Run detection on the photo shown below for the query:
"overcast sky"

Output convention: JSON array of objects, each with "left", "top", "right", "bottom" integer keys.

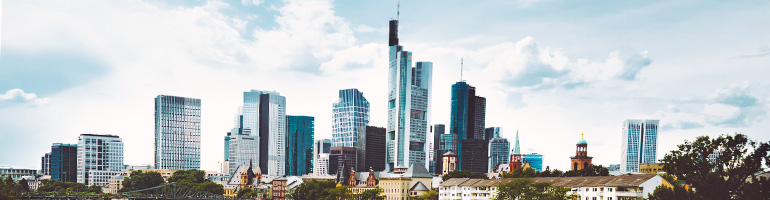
[{"left": 1, "top": 0, "right": 769, "bottom": 171}]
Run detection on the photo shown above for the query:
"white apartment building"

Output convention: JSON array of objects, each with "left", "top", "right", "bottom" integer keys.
[
  {"left": 439, "top": 174, "right": 670, "bottom": 200},
  {"left": 77, "top": 134, "right": 124, "bottom": 187},
  {"left": 314, "top": 153, "right": 330, "bottom": 176}
]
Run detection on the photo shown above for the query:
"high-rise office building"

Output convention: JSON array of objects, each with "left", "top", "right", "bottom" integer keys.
[
  {"left": 42, "top": 153, "right": 50, "bottom": 176},
  {"left": 224, "top": 132, "right": 231, "bottom": 161},
  {"left": 386, "top": 16, "right": 433, "bottom": 171},
  {"left": 332, "top": 89, "right": 370, "bottom": 147},
  {"left": 488, "top": 138, "right": 510, "bottom": 172},
  {"left": 620, "top": 119, "right": 659, "bottom": 172},
  {"left": 358, "top": 126, "right": 386, "bottom": 172},
  {"left": 314, "top": 139, "right": 331, "bottom": 174},
  {"left": 450, "top": 81, "right": 487, "bottom": 173},
  {"left": 286, "top": 115, "right": 314, "bottom": 176},
  {"left": 50, "top": 143, "right": 77, "bottom": 182},
  {"left": 522, "top": 153, "right": 543, "bottom": 172},
  {"left": 431, "top": 124, "right": 446, "bottom": 174},
  {"left": 154, "top": 95, "right": 201, "bottom": 170},
  {"left": 230, "top": 90, "right": 287, "bottom": 177},
  {"left": 485, "top": 127, "right": 501, "bottom": 141},
  {"left": 435, "top": 125, "right": 456, "bottom": 175},
  {"left": 329, "top": 147, "right": 357, "bottom": 175},
  {"left": 77, "top": 134, "right": 124, "bottom": 186},
  {"left": 314, "top": 153, "right": 330, "bottom": 175}
]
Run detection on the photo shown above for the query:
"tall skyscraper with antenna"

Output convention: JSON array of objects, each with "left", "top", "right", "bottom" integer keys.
[{"left": 386, "top": 4, "right": 433, "bottom": 172}]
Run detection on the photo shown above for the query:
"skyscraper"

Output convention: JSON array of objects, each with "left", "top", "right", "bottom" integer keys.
[
  {"left": 332, "top": 89, "right": 370, "bottom": 147},
  {"left": 77, "top": 134, "right": 124, "bottom": 186},
  {"left": 50, "top": 143, "right": 77, "bottom": 182},
  {"left": 485, "top": 127, "right": 501, "bottom": 141},
  {"left": 286, "top": 115, "right": 314, "bottom": 176},
  {"left": 431, "top": 124, "right": 446, "bottom": 174},
  {"left": 234, "top": 90, "right": 287, "bottom": 177},
  {"left": 450, "top": 81, "right": 487, "bottom": 173},
  {"left": 42, "top": 153, "right": 50, "bottom": 176},
  {"left": 488, "top": 137, "right": 510, "bottom": 172},
  {"left": 154, "top": 95, "right": 201, "bottom": 170},
  {"left": 620, "top": 119, "right": 659, "bottom": 172},
  {"left": 386, "top": 17, "right": 433, "bottom": 171},
  {"left": 358, "top": 126, "right": 386, "bottom": 172},
  {"left": 522, "top": 153, "right": 543, "bottom": 172},
  {"left": 227, "top": 133, "right": 258, "bottom": 175},
  {"left": 224, "top": 132, "right": 231, "bottom": 161}
]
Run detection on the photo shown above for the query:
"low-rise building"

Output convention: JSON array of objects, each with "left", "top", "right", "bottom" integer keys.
[
  {"left": 104, "top": 169, "right": 177, "bottom": 194},
  {"left": 639, "top": 163, "right": 664, "bottom": 174},
  {"left": 438, "top": 174, "right": 671, "bottom": 200},
  {"left": 0, "top": 167, "right": 39, "bottom": 181}
]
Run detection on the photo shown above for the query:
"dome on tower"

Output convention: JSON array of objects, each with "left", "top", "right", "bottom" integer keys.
[{"left": 577, "top": 138, "right": 587, "bottom": 145}]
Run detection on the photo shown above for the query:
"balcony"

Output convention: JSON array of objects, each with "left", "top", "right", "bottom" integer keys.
[{"left": 615, "top": 191, "right": 643, "bottom": 197}]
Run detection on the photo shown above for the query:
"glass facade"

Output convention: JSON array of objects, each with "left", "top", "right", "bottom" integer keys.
[
  {"left": 231, "top": 90, "right": 287, "bottom": 176},
  {"left": 50, "top": 143, "right": 77, "bottom": 182},
  {"left": 522, "top": 153, "right": 543, "bottom": 172},
  {"left": 386, "top": 18, "right": 432, "bottom": 171},
  {"left": 154, "top": 95, "right": 201, "bottom": 170},
  {"left": 485, "top": 127, "right": 501, "bottom": 141},
  {"left": 620, "top": 119, "right": 659, "bottom": 172},
  {"left": 488, "top": 138, "right": 510, "bottom": 172},
  {"left": 77, "top": 134, "right": 124, "bottom": 186},
  {"left": 332, "top": 89, "right": 369, "bottom": 147},
  {"left": 286, "top": 115, "right": 314, "bottom": 176},
  {"left": 450, "top": 81, "right": 486, "bottom": 172}
]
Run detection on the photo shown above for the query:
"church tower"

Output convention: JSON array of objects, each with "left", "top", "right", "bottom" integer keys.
[
  {"left": 509, "top": 130, "right": 523, "bottom": 172},
  {"left": 570, "top": 133, "right": 593, "bottom": 171}
]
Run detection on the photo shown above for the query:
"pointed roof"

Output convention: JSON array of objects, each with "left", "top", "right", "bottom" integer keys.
[
  {"left": 512, "top": 129, "right": 521, "bottom": 155},
  {"left": 409, "top": 181, "right": 430, "bottom": 192},
  {"left": 403, "top": 163, "right": 433, "bottom": 178}
]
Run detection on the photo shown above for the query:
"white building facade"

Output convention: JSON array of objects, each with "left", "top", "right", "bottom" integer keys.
[
  {"left": 620, "top": 119, "right": 659, "bottom": 172},
  {"left": 314, "top": 153, "right": 330, "bottom": 176},
  {"left": 77, "top": 134, "right": 124, "bottom": 187}
]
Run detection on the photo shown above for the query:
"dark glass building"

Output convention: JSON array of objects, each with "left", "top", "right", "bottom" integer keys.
[
  {"left": 286, "top": 116, "right": 315, "bottom": 176},
  {"left": 50, "top": 143, "right": 77, "bottom": 182},
  {"left": 329, "top": 147, "right": 357, "bottom": 175},
  {"left": 357, "top": 126, "right": 386, "bottom": 172},
  {"left": 432, "top": 124, "right": 451, "bottom": 175},
  {"left": 450, "top": 81, "right": 487, "bottom": 173}
]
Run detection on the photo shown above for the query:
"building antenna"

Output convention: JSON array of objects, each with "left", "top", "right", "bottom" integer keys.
[
  {"left": 397, "top": 0, "right": 400, "bottom": 21},
  {"left": 460, "top": 57, "right": 464, "bottom": 81}
]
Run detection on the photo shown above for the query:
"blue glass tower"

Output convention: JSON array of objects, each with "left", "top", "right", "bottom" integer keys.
[
  {"left": 488, "top": 138, "right": 510, "bottom": 172},
  {"left": 50, "top": 143, "right": 77, "bottom": 182},
  {"left": 522, "top": 153, "right": 543, "bottom": 172},
  {"left": 286, "top": 116, "right": 314, "bottom": 176},
  {"left": 450, "top": 81, "right": 486, "bottom": 173},
  {"left": 621, "top": 119, "right": 659, "bottom": 172},
  {"left": 332, "top": 89, "right": 370, "bottom": 147}
]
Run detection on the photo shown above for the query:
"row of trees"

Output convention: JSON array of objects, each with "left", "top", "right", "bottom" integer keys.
[
  {"left": 288, "top": 180, "right": 386, "bottom": 200},
  {"left": 442, "top": 164, "right": 610, "bottom": 181},
  {"left": 120, "top": 169, "right": 224, "bottom": 194}
]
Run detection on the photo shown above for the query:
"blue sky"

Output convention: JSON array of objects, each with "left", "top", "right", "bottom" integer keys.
[{"left": 1, "top": 0, "right": 769, "bottom": 171}]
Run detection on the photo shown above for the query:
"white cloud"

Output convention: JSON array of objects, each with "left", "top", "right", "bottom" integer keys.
[
  {"left": 0, "top": 89, "right": 51, "bottom": 105},
  {"left": 241, "top": 0, "right": 264, "bottom": 7}
]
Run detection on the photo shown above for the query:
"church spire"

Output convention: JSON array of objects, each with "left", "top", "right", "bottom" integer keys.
[{"left": 512, "top": 129, "right": 521, "bottom": 155}]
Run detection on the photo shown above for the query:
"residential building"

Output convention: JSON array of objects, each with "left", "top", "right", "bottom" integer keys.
[
  {"left": 488, "top": 138, "right": 510, "bottom": 172},
  {"left": 0, "top": 167, "right": 39, "bottom": 181},
  {"left": 640, "top": 163, "right": 665, "bottom": 174},
  {"left": 41, "top": 153, "right": 50, "bottom": 175},
  {"left": 332, "top": 89, "right": 370, "bottom": 147},
  {"left": 621, "top": 119, "right": 659, "bottom": 172},
  {"left": 77, "top": 134, "right": 124, "bottom": 187},
  {"left": 386, "top": 17, "right": 433, "bottom": 172},
  {"left": 50, "top": 143, "right": 77, "bottom": 182},
  {"left": 438, "top": 174, "right": 671, "bottom": 200},
  {"left": 522, "top": 153, "right": 543, "bottom": 172},
  {"left": 570, "top": 133, "right": 593, "bottom": 171},
  {"left": 358, "top": 126, "right": 386, "bottom": 172},
  {"left": 450, "top": 81, "right": 487, "bottom": 173},
  {"left": 154, "top": 95, "right": 201, "bottom": 170},
  {"left": 314, "top": 153, "right": 330, "bottom": 176},
  {"left": 286, "top": 115, "right": 314, "bottom": 176}
]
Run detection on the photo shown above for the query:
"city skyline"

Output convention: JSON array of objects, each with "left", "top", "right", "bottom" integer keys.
[{"left": 2, "top": 0, "right": 770, "bottom": 172}]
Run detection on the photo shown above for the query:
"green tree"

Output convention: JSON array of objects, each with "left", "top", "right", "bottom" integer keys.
[
  {"left": 501, "top": 166, "right": 538, "bottom": 178},
  {"left": 494, "top": 178, "right": 573, "bottom": 200},
  {"left": 87, "top": 185, "right": 103, "bottom": 194},
  {"left": 0, "top": 175, "right": 21, "bottom": 199},
  {"left": 237, "top": 187, "right": 253, "bottom": 197},
  {"left": 325, "top": 185, "right": 352, "bottom": 200},
  {"left": 288, "top": 180, "right": 337, "bottom": 199},
  {"left": 563, "top": 164, "right": 609, "bottom": 177},
  {"left": 358, "top": 187, "right": 385, "bottom": 200},
  {"left": 661, "top": 133, "right": 770, "bottom": 200},
  {"left": 167, "top": 169, "right": 224, "bottom": 195},
  {"left": 412, "top": 190, "right": 438, "bottom": 200},
  {"left": 18, "top": 178, "right": 30, "bottom": 192},
  {"left": 118, "top": 170, "right": 166, "bottom": 192},
  {"left": 441, "top": 170, "right": 488, "bottom": 181}
]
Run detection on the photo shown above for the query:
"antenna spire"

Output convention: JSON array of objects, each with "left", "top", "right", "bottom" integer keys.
[
  {"left": 397, "top": 0, "right": 400, "bottom": 21},
  {"left": 460, "top": 57, "right": 464, "bottom": 81}
]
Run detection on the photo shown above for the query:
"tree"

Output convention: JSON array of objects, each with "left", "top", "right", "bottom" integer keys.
[
  {"left": 325, "top": 186, "right": 352, "bottom": 200},
  {"left": 563, "top": 164, "right": 609, "bottom": 177},
  {"left": 358, "top": 187, "right": 385, "bottom": 200},
  {"left": 0, "top": 175, "right": 21, "bottom": 199},
  {"left": 18, "top": 178, "right": 30, "bottom": 192},
  {"left": 87, "top": 185, "right": 103, "bottom": 194},
  {"left": 494, "top": 178, "right": 573, "bottom": 200},
  {"left": 441, "top": 170, "right": 488, "bottom": 181},
  {"left": 412, "top": 190, "right": 438, "bottom": 200},
  {"left": 288, "top": 180, "right": 337, "bottom": 199},
  {"left": 661, "top": 133, "right": 770, "bottom": 200},
  {"left": 501, "top": 166, "right": 537, "bottom": 178},
  {"left": 237, "top": 187, "right": 253, "bottom": 198},
  {"left": 168, "top": 169, "right": 224, "bottom": 195},
  {"left": 118, "top": 170, "right": 165, "bottom": 192},
  {"left": 37, "top": 179, "right": 96, "bottom": 194}
]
